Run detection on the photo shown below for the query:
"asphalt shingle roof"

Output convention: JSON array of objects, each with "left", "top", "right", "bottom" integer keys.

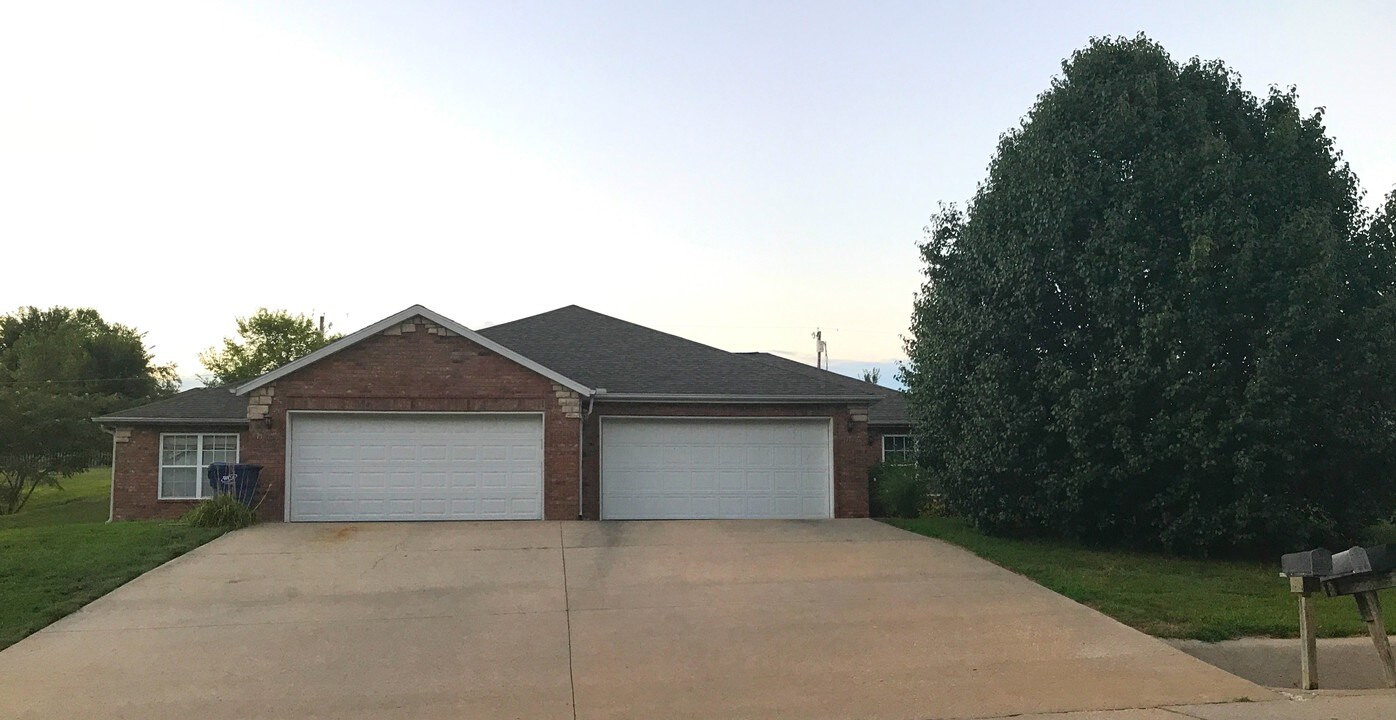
[
  {"left": 738, "top": 352, "right": 909, "bottom": 426},
  {"left": 477, "top": 306, "right": 879, "bottom": 399},
  {"left": 95, "top": 385, "right": 247, "bottom": 423},
  {"left": 100, "top": 305, "right": 886, "bottom": 423}
]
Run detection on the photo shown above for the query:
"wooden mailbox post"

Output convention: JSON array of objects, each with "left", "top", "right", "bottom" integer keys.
[
  {"left": 1321, "top": 569, "right": 1396, "bottom": 689},
  {"left": 1287, "top": 575, "right": 1321, "bottom": 690},
  {"left": 1283, "top": 545, "right": 1396, "bottom": 690}
]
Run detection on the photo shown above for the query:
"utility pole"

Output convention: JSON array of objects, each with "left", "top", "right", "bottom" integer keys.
[{"left": 812, "top": 329, "right": 828, "bottom": 370}]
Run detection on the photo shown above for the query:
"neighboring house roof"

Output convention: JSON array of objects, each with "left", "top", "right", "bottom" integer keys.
[
  {"left": 93, "top": 385, "right": 248, "bottom": 425},
  {"left": 738, "top": 352, "right": 909, "bottom": 427},
  {"left": 97, "top": 304, "right": 882, "bottom": 424},
  {"left": 476, "top": 305, "right": 877, "bottom": 401}
]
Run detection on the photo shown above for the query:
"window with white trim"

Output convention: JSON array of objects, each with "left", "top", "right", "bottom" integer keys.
[
  {"left": 159, "top": 434, "right": 239, "bottom": 499},
  {"left": 881, "top": 434, "right": 914, "bottom": 465}
]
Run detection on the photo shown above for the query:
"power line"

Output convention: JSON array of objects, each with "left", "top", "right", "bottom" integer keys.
[
  {"left": 0, "top": 375, "right": 164, "bottom": 386},
  {"left": 664, "top": 324, "right": 901, "bottom": 335}
]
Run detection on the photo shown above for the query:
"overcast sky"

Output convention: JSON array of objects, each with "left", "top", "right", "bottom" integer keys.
[{"left": 3, "top": 1, "right": 1393, "bottom": 388}]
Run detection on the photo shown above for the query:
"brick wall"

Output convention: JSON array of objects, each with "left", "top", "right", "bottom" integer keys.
[
  {"left": 110, "top": 425, "right": 247, "bottom": 521},
  {"left": 239, "top": 316, "right": 582, "bottom": 521},
  {"left": 581, "top": 402, "right": 873, "bottom": 519},
  {"left": 110, "top": 314, "right": 886, "bottom": 522}
]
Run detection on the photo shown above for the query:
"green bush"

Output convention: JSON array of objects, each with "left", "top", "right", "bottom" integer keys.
[
  {"left": 1368, "top": 521, "right": 1396, "bottom": 546},
  {"left": 869, "top": 462, "right": 930, "bottom": 518},
  {"left": 182, "top": 493, "right": 257, "bottom": 530},
  {"left": 902, "top": 35, "right": 1396, "bottom": 557}
]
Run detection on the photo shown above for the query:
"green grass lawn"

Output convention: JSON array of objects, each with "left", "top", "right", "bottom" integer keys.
[
  {"left": 886, "top": 516, "right": 1396, "bottom": 642},
  {"left": 0, "top": 469, "right": 225, "bottom": 651},
  {"left": 0, "top": 467, "right": 113, "bottom": 530}
]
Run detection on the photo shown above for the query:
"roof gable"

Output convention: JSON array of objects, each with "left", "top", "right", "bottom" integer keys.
[
  {"left": 233, "top": 305, "right": 592, "bottom": 396},
  {"left": 100, "top": 305, "right": 886, "bottom": 424}
]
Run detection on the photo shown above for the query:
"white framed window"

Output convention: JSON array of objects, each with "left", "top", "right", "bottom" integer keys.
[
  {"left": 882, "top": 434, "right": 914, "bottom": 465},
  {"left": 159, "top": 433, "right": 240, "bottom": 500}
]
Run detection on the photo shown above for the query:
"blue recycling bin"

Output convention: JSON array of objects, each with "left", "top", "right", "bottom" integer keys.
[{"left": 206, "top": 462, "right": 263, "bottom": 506}]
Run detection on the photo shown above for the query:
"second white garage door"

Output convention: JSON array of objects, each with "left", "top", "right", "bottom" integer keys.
[
  {"left": 600, "top": 418, "right": 832, "bottom": 520},
  {"left": 289, "top": 413, "right": 543, "bottom": 522}
]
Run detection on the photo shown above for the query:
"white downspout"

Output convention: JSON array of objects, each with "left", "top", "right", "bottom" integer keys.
[
  {"left": 579, "top": 390, "right": 602, "bottom": 519},
  {"left": 100, "top": 426, "right": 116, "bottom": 522},
  {"left": 578, "top": 412, "right": 584, "bottom": 519}
]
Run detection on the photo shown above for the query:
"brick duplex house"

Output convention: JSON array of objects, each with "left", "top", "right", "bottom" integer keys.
[{"left": 96, "top": 305, "right": 910, "bottom": 522}]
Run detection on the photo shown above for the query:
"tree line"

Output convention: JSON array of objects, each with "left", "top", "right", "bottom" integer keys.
[{"left": 0, "top": 308, "right": 337, "bottom": 514}]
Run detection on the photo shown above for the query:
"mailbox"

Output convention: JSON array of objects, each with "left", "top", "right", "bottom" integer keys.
[
  {"left": 1281, "top": 543, "right": 1396, "bottom": 689},
  {"left": 1281, "top": 548, "right": 1333, "bottom": 578},
  {"left": 1330, "top": 545, "right": 1396, "bottom": 578},
  {"left": 1281, "top": 545, "right": 1396, "bottom": 579}
]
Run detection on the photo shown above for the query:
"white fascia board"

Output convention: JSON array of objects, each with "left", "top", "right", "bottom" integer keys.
[
  {"left": 593, "top": 393, "right": 881, "bottom": 404},
  {"left": 91, "top": 417, "right": 247, "bottom": 425},
  {"left": 233, "top": 305, "right": 593, "bottom": 397}
]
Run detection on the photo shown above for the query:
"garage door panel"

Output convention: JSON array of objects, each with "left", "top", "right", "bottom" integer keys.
[
  {"left": 290, "top": 414, "right": 543, "bottom": 522},
  {"left": 356, "top": 498, "right": 388, "bottom": 515},
  {"left": 601, "top": 418, "right": 831, "bottom": 520},
  {"left": 689, "top": 495, "right": 718, "bottom": 516},
  {"left": 691, "top": 471, "right": 718, "bottom": 492}
]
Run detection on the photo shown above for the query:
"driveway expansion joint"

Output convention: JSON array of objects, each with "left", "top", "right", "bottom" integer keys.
[{"left": 561, "top": 524, "right": 578, "bottom": 720}]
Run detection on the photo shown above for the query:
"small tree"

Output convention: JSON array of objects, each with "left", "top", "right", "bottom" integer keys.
[
  {"left": 200, "top": 309, "right": 341, "bottom": 385},
  {"left": 861, "top": 368, "right": 881, "bottom": 384},
  {"left": 0, "top": 306, "right": 171, "bottom": 512},
  {"left": 0, "top": 388, "right": 104, "bottom": 514}
]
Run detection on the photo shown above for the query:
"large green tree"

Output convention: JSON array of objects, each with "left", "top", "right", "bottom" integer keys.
[
  {"left": 902, "top": 35, "right": 1396, "bottom": 556},
  {"left": 199, "top": 309, "right": 340, "bottom": 385},
  {"left": 0, "top": 307, "right": 175, "bottom": 514},
  {"left": 0, "top": 307, "right": 178, "bottom": 403}
]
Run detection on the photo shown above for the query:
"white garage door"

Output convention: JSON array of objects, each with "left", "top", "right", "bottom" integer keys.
[
  {"left": 289, "top": 413, "right": 543, "bottom": 522},
  {"left": 601, "top": 418, "right": 832, "bottom": 520}
]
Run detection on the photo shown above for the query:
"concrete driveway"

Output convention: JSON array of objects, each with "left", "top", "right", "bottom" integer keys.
[{"left": 0, "top": 520, "right": 1268, "bottom": 719}]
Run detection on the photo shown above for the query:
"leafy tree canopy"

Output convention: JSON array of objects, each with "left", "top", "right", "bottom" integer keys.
[
  {"left": 0, "top": 306, "right": 174, "bottom": 513},
  {"left": 0, "top": 306, "right": 178, "bottom": 402},
  {"left": 901, "top": 35, "right": 1396, "bottom": 557},
  {"left": 200, "top": 309, "right": 341, "bottom": 385},
  {"left": 0, "top": 387, "right": 103, "bottom": 513}
]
